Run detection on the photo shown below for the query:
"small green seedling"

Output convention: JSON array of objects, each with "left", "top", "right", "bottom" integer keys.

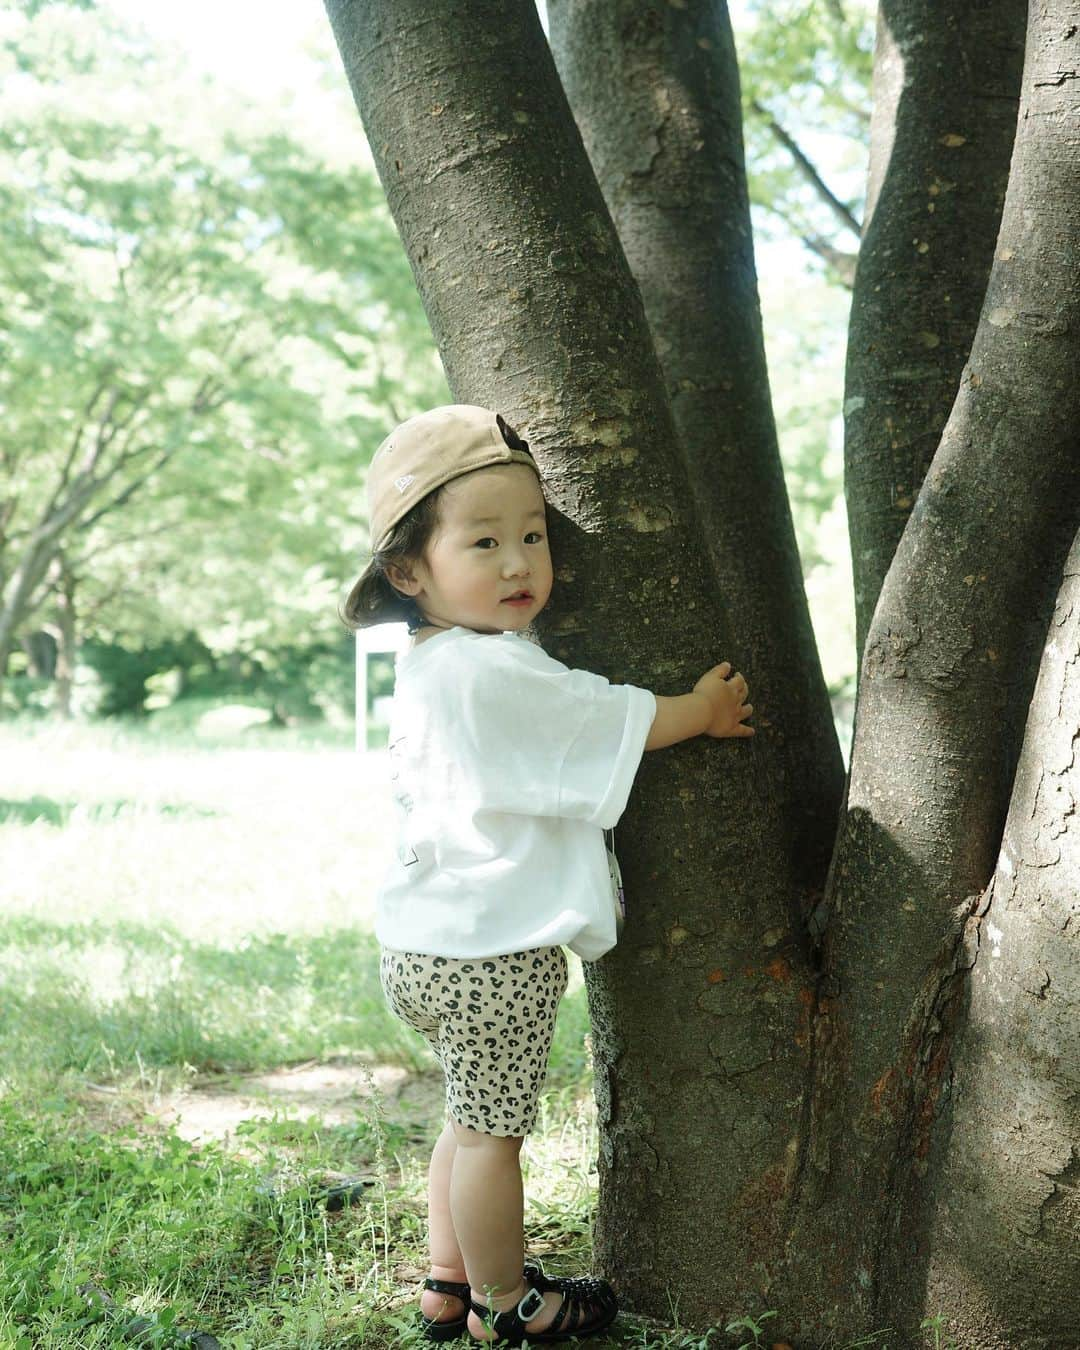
[
  {"left": 921, "top": 1313, "right": 959, "bottom": 1350},
  {"left": 724, "top": 1308, "right": 779, "bottom": 1348}
]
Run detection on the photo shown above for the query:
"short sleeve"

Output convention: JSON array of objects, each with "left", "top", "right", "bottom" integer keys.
[
  {"left": 451, "top": 642, "right": 656, "bottom": 828},
  {"left": 557, "top": 681, "right": 656, "bottom": 827}
]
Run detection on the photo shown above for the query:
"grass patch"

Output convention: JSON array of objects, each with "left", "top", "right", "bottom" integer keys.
[
  {"left": 0, "top": 917, "right": 429, "bottom": 1083},
  {"left": 0, "top": 1023, "right": 617, "bottom": 1348},
  {"left": 0, "top": 912, "right": 593, "bottom": 1093},
  {"left": 0, "top": 721, "right": 937, "bottom": 1348}
]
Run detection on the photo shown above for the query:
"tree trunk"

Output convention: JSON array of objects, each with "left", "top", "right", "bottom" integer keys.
[
  {"left": 0, "top": 492, "right": 87, "bottom": 713},
  {"left": 793, "top": 2, "right": 1080, "bottom": 1339},
  {"left": 51, "top": 557, "right": 77, "bottom": 720},
  {"left": 844, "top": 0, "right": 1026, "bottom": 665},
  {"left": 20, "top": 630, "right": 57, "bottom": 680},
  {"left": 0, "top": 537, "right": 56, "bottom": 713},
  {"left": 546, "top": 0, "right": 844, "bottom": 951},
  {"left": 325, "top": 0, "right": 818, "bottom": 1326},
  {"left": 918, "top": 527, "right": 1080, "bottom": 1348},
  {"left": 324, "top": 0, "right": 1080, "bottom": 1341}
]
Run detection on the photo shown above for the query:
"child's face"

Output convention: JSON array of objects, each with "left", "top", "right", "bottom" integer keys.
[{"left": 391, "top": 463, "right": 553, "bottom": 635}]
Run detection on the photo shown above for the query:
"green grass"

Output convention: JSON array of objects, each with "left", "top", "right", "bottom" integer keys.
[
  {"left": 0, "top": 718, "right": 944, "bottom": 1349},
  {"left": 0, "top": 719, "right": 626, "bottom": 1349},
  {"left": 0, "top": 917, "right": 430, "bottom": 1080}
]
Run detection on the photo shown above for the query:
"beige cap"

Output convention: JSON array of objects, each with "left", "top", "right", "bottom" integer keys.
[{"left": 366, "top": 405, "right": 541, "bottom": 554}]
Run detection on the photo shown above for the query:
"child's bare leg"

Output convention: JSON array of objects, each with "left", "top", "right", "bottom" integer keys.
[
  {"left": 449, "top": 1120, "right": 568, "bottom": 1340},
  {"left": 419, "top": 1117, "right": 469, "bottom": 1323}
]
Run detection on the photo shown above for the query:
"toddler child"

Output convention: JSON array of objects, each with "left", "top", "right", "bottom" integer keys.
[{"left": 343, "top": 404, "right": 753, "bottom": 1345}]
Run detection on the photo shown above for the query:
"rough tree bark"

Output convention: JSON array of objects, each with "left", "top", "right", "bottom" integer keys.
[
  {"left": 795, "top": 2, "right": 1080, "bottom": 1340},
  {"left": 845, "top": 0, "right": 1027, "bottom": 664},
  {"left": 324, "top": 0, "right": 1080, "bottom": 1343},
  {"left": 546, "top": 0, "right": 844, "bottom": 955},
  {"left": 921, "top": 528, "right": 1080, "bottom": 1347}
]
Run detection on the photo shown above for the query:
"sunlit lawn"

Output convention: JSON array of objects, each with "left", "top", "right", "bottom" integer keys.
[
  {"left": 1, "top": 714, "right": 385, "bottom": 942},
  {"left": 0, "top": 716, "right": 658, "bottom": 1349}
]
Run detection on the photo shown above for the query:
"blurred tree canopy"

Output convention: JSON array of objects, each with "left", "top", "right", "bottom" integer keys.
[{"left": 0, "top": 0, "right": 449, "bottom": 713}]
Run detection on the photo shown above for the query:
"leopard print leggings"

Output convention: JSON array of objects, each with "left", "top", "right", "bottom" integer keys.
[{"left": 379, "top": 945, "right": 568, "bottom": 1137}]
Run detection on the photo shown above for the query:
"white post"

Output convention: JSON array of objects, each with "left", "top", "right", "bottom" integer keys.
[
  {"left": 355, "top": 631, "right": 368, "bottom": 753},
  {"left": 355, "top": 622, "right": 411, "bottom": 753}
]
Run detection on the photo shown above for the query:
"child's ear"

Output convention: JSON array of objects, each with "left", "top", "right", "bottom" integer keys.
[{"left": 385, "top": 559, "right": 421, "bottom": 597}]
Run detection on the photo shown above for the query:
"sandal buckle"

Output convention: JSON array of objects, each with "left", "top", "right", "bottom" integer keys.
[{"left": 516, "top": 1286, "right": 545, "bottom": 1322}]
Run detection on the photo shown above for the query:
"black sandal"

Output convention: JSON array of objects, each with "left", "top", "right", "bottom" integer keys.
[
  {"left": 419, "top": 1276, "right": 471, "bottom": 1342},
  {"left": 469, "top": 1276, "right": 618, "bottom": 1345},
  {"left": 523, "top": 1259, "right": 615, "bottom": 1302}
]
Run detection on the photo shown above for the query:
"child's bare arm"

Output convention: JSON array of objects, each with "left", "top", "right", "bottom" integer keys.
[
  {"left": 644, "top": 693, "right": 712, "bottom": 751},
  {"left": 644, "top": 662, "right": 754, "bottom": 751}
]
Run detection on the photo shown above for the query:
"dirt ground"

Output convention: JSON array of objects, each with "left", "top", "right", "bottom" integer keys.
[{"left": 78, "top": 1058, "right": 448, "bottom": 1163}]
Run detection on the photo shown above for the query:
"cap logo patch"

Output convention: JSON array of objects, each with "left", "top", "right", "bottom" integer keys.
[{"left": 394, "top": 474, "right": 415, "bottom": 493}]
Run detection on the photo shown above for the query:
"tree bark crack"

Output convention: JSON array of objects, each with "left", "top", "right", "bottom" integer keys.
[
  {"left": 1028, "top": 1147, "right": 1079, "bottom": 1237},
  {"left": 422, "top": 139, "right": 515, "bottom": 186},
  {"left": 630, "top": 102, "right": 672, "bottom": 181}
]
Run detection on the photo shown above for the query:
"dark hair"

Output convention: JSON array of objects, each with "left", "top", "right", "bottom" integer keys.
[
  {"left": 341, "top": 413, "right": 540, "bottom": 636},
  {"left": 341, "top": 486, "right": 445, "bottom": 635}
]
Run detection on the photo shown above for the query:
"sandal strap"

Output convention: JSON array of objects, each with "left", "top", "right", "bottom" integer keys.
[
  {"left": 558, "top": 1285, "right": 611, "bottom": 1332},
  {"left": 546, "top": 1284, "right": 620, "bottom": 1338},
  {"left": 423, "top": 1277, "right": 470, "bottom": 1299},
  {"left": 469, "top": 1285, "right": 545, "bottom": 1344},
  {"left": 546, "top": 1289, "right": 575, "bottom": 1335}
]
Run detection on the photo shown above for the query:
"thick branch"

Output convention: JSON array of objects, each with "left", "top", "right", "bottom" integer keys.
[
  {"left": 844, "top": 0, "right": 1025, "bottom": 663},
  {"left": 751, "top": 97, "right": 862, "bottom": 237},
  {"left": 923, "top": 525, "right": 1080, "bottom": 1344},
  {"left": 78, "top": 445, "right": 178, "bottom": 532}
]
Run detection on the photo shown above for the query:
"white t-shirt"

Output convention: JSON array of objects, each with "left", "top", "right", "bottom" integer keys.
[{"left": 374, "top": 626, "right": 656, "bottom": 961}]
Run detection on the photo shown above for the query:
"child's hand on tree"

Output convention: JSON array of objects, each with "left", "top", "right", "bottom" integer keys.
[{"left": 694, "top": 661, "right": 754, "bottom": 738}]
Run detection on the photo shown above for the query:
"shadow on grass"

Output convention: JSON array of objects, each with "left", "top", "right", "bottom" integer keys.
[
  {"left": 0, "top": 919, "right": 418, "bottom": 1078},
  {"left": 0, "top": 1074, "right": 632, "bottom": 1350},
  {"left": 0, "top": 796, "right": 221, "bottom": 826},
  {"left": 0, "top": 916, "right": 592, "bottom": 1096}
]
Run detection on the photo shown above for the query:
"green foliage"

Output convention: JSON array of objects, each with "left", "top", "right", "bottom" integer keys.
[
  {"left": 0, "top": 671, "right": 53, "bottom": 716},
  {"left": 77, "top": 630, "right": 355, "bottom": 721},
  {"left": 79, "top": 634, "right": 208, "bottom": 717},
  {"left": 0, "top": 0, "right": 448, "bottom": 686},
  {"left": 0, "top": 0, "right": 867, "bottom": 726},
  {"left": 920, "top": 1313, "right": 960, "bottom": 1350},
  {"left": 738, "top": 0, "right": 875, "bottom": 265}
]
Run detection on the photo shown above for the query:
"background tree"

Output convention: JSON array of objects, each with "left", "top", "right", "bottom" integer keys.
[
  {"left": 324, "top": 0, "right": 1079, "bottom": 1344},
  {"left": 0, "top": 1, "right": 448, "bottom": 714}
]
